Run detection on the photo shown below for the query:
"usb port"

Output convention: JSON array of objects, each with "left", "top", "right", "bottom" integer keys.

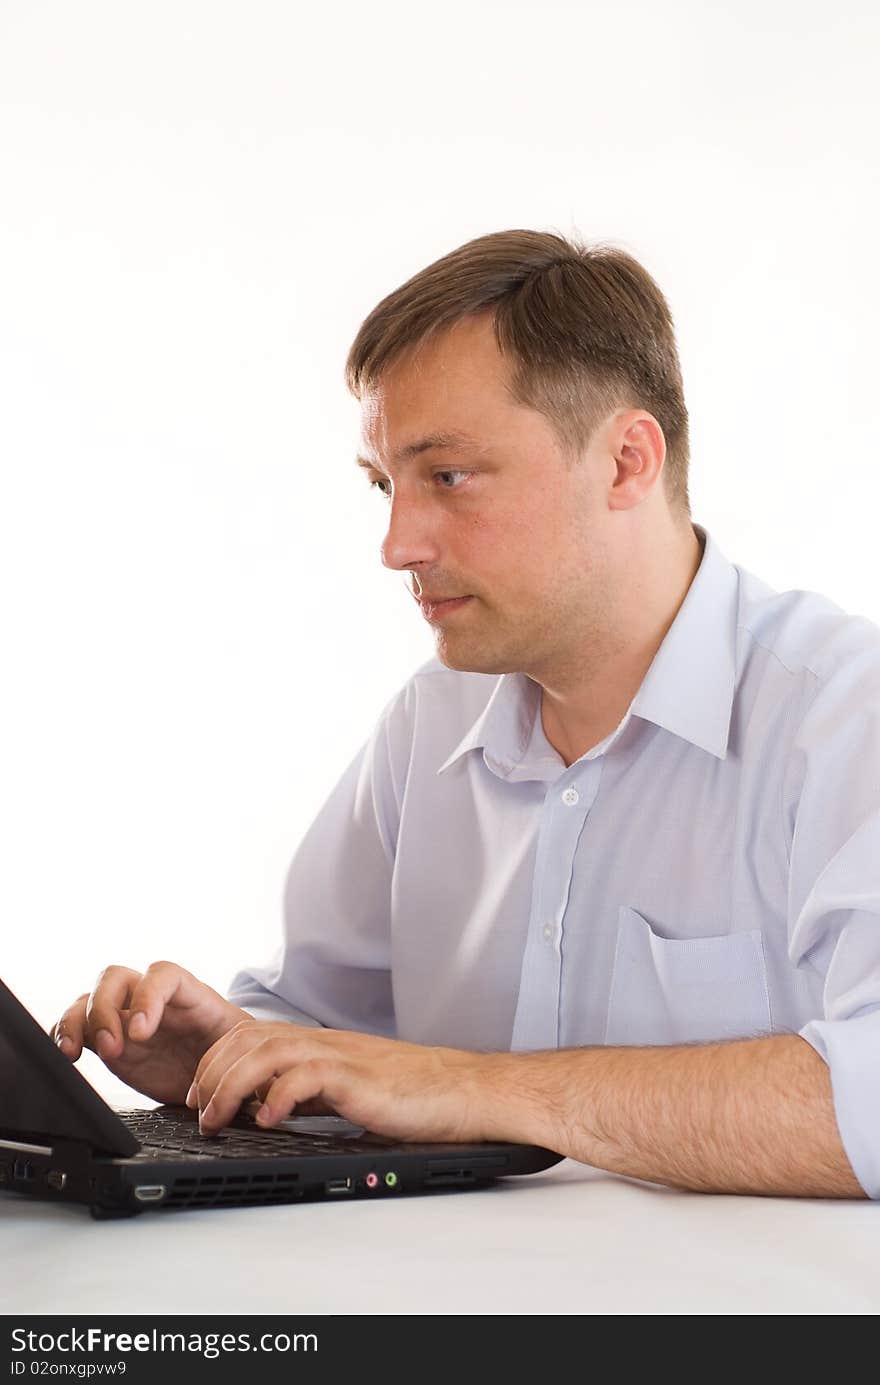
[{"left": 325, "top": 1178, "right": 353, "bottom": 1195}]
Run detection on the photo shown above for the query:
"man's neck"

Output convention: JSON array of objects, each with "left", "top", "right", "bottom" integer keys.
[{"left": 539, "top": 524, "right": 705, "bottom": 768}]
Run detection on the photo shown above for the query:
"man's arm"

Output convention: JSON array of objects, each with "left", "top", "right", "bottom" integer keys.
[
  {"left": 187, "top": 1020, "right": 865, "bottom": 1198},
  {"left": 487, "top": 1033, "right": 863, "bottom": 1198}
]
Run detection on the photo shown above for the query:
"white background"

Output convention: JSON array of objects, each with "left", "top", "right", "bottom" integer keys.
[{"left": 1, "top": 0, "right": 878, "bottom": 1105}]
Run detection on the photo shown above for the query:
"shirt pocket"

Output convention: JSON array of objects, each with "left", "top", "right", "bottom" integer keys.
[{"left": 603, "top": 905, "right": 772, "bottom": 1047}]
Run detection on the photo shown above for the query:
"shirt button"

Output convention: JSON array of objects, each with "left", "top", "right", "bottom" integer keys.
[
  {"left": 562, "top": 786, "right": 579, "bottom": 805},
  {"left": 542, "top": 923, "right": 554, "bottom": 942}
]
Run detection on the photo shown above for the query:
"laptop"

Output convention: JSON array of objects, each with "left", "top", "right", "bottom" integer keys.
[{"left": 0, "top": 976, "right": 562, "bottom": 1219}]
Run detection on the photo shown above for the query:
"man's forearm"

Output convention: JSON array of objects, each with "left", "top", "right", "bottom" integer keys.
[{"left": 481, "top": 1034, "right": 864, "bottom": 1198}]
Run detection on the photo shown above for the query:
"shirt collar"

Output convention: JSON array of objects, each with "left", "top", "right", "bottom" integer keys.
[{"left": 436, "top": 523, "right": 739, "bottom": 779}]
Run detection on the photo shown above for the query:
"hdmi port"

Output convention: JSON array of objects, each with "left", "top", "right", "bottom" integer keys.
[
  {"left": 134, "top": 1184, "right": 167, "bottom": 1203},
  {"left": 325, "top": 1178, "right": 353, "bottom": 1195}
]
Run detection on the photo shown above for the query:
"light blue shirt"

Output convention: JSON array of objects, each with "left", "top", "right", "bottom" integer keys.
[{"left": 227, "top": 523, "right": 880, "bottom": 1197}]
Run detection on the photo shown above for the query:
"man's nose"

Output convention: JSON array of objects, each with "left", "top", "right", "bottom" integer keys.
[{"left": 380, "top": 492, "right": 442, "bottom": 572}]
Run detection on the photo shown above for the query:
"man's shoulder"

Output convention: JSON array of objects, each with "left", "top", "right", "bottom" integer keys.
[
  {"left": 371, "top": 656, "right": 503, "bottom": 770},
  {"left": 394, "top": 656, "right": 501, "bottom": 719},
  {"left": 407, "top": 655, "right": 500, "bottom": 690},
  {"left": 737, "top": 567, "right": 880, "bottom": 689}
]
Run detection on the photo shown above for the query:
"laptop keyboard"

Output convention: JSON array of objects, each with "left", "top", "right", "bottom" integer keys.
[{"left": 117, "top": 1107, "right": 377, "bottom": 1160}]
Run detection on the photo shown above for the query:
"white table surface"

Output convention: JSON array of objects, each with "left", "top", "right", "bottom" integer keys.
[{"left": 3, "top": 1151, "right": 879, "bottom": 1316}]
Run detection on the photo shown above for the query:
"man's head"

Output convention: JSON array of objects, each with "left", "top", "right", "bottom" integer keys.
[{"left": 346, "top": 229, "right": 698, "bottom": 686}]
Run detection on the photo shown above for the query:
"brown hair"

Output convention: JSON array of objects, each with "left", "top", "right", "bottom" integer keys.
[{"left": 345, "top": 228, "right": 691, "bottom": 521}]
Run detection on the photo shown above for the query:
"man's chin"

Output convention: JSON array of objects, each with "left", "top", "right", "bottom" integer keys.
[{"left": 432, "top": 640, "right": 516, "bottom": 677}]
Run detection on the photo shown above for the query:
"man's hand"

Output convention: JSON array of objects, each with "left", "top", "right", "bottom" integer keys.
[
  {"left": 51, "top": 961, "right": 254, "bottom": 1105},
  {"left": 187, "top": 1020, "right": 501, "bottom": 1143},
  {"left": 186, "top": 1023, "right": 869, "bottom": 1195}
]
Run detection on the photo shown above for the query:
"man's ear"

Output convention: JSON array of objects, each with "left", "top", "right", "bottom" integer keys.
[{"left": 607, "top": 411, "right": 666, "bottom": 512}]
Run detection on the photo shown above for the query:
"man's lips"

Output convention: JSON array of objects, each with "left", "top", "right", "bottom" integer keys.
[
  {"left": 413, "top": 592, "right": 469, "bottom": 605},
  {"left": 415, "top": 594, "right": 474, "bottom": 622}
]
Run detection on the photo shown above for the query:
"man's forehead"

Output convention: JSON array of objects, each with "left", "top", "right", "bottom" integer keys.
[
  {"left": 358, "top": 381, "right": 502, "bottom": 468},
  {"left": 355, "top": 426, "right": 485, "bottom": 471},
  {"left": 358, "top": 318, "right": 513, "bottom": 450}
]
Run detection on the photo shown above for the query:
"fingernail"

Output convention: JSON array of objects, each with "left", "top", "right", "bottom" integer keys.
[
  {"left": 256, "top": 1104, "right": 271, "bottom": 1124},
  {"left": 129, "top": 1012, "right": 146, "bottom": 1038},
  {"left": 185, "top": 1082, "right": 196, "bottom": 1108},
  {"left": 96, "top": 1029, "right": 113, "bottom": 1056},
  {"left": 55, "top": 1035, "right": 70, "bottom": 1052},
  {"left": 201, "top": 1100, "right": 215, "bottom": 1125}
]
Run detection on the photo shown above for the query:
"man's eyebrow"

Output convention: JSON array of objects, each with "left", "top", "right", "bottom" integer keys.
[{"left": 355, "top": 430, "right": 481, "bottom": 471}]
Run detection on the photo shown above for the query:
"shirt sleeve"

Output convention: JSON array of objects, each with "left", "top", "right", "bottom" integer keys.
[
  {"left": 785, "top": 630, "right": 880, "bottom": 1197},
  {"left": 225, "top": 678, "right": 414, "bottom": 1036}
]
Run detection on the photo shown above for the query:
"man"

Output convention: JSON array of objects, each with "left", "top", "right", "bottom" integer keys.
[{"left": 53, "top": 230, "right": 880, "bottom": 1199}]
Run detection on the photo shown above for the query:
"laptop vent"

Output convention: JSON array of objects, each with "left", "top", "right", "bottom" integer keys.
[{"left": 160, "top": 1172, "right": 302, "bottom": 1209}]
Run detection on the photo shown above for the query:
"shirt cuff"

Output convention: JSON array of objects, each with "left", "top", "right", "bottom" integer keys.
[
  {"left": 799, "top": 1011, "right": 880, "bottom": 1198},
  {"left": 235, "top": 1001, "right": 324, "bottom": 1029}
]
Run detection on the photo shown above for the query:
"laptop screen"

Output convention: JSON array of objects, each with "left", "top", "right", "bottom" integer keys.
[{"left": 0, "top": 977, "right": 138, "bottom": 1156}]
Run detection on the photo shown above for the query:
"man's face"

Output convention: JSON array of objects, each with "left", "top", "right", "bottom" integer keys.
[{"left": 357, "top": 313, "right": 623, "bottom": 681}]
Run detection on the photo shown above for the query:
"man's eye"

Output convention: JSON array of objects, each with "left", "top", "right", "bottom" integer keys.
[{"left": 367, "top": 471, "right": 469, "bottom": 498}]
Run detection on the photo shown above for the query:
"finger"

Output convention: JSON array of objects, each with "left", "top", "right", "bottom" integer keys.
[
  {"left": 50, "top": 995, "right": 90, "bottom": 1060},
  {"left": 184, "top": 1029, "right": 236, "bottom": 1107},
  {"left": 123, "top": 960, "right": 201, "bottom": 1043},
  {"left": 255, "top": 1061, "right": 340, "bottom": 1128},
  {"left": 235, "top": 1081, "right": 273, "bottom": 1116},
  {"left": 186, "top": 1019, "right": 268, "bottom": 1107},
  {"left": 198, "top": 1037, "right": 304, "bottom": 1132},
  {"left": 187, "top": 1023, "right": 321, "bottom": 1111},
  {"left": 192, "top": 1027, "right": 281, "bottom": 1118},
  {"left": 187, "top": 1019, "right": 321, "bottom": 1102},
  {"left": 83, "top": 966, "right": 143, "bottom": 1060}
]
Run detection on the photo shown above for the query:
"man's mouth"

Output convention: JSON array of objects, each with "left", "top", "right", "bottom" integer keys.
[{"left": 418, "top": 595, "right": 473, "bottom": 623}]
